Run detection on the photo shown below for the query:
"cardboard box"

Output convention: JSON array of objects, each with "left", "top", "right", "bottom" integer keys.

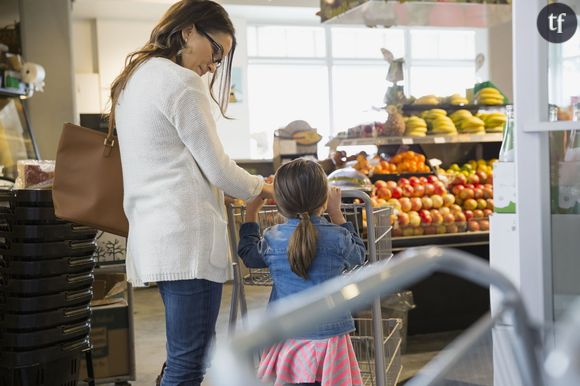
[
  {"left": 493, "top": 162, "right": 516, "bottom": 213},
  {"left": 80, "top": 273, "right": 131, "bottom": 381}
]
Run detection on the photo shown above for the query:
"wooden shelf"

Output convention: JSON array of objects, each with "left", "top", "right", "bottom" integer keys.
[{"left": 321, "top": 1, "right": 511, "bottom": 28}]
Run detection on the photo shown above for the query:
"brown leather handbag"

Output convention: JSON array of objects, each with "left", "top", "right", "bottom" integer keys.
[{"left": 52, "top": 122, "right": 129, "bottom": 237}]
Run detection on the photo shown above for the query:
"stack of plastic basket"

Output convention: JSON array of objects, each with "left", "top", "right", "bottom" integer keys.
[{"left": 0, "top": 190, "right": 97, "bottom": 386}]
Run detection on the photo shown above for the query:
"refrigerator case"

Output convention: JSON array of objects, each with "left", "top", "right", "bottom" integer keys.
[{"left": 0, "top": 96, "right": 39, "bottom": 180}]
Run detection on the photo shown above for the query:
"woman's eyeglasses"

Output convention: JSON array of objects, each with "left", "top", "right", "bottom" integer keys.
[{"left": 198, "top": 29, "right": 224, "bottom": 67}]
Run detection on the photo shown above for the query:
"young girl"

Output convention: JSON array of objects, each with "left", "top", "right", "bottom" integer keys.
[{"left": 238, "top": 159, "right": 366, "bottom": 386}]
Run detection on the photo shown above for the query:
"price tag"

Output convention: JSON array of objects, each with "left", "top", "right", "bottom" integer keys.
[
  {"left": 434, "top": 137, "right": 445, "bottom": 144},
  {"left": 402, "top": 138, "right": 413, "bottom": 145}
]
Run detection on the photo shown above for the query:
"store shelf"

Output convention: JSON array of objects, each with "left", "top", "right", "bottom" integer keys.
[
  {"left": 402, "top": 103, "right": 508, "bottom": 114},
  {"left": 392, "top": 231, "right": 489, "bottom": 252},
  {"left": 321, "top": 0, "right": 511, "bottom": 28},
  {"left": 327, "top": 133, "right": 503, "bottom": 149},
  {"left": 0, "top": 87, "right": 26, "bottom": 98}
]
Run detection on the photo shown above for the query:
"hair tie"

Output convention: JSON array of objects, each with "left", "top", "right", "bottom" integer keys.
[{"left": 297, "top": 212, "right": 310, "bottom": 221}]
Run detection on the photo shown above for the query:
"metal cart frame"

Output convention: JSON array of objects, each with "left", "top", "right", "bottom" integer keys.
[{"left": 226, "top": 190, "right": 398, "bottom": 385}]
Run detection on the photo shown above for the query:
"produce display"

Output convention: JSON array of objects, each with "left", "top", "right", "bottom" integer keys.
[
  {"left": 353, "top": 150, "right": 431, "bottom": 175},
  {"left": 367, "top": 159, "right": 496, "bottom": 237}
]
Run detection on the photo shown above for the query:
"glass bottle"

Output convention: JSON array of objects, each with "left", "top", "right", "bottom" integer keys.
[{"left": 498, "top": 105, "right": 515, "bottom": 162}]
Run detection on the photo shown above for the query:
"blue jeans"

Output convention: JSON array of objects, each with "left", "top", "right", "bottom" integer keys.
[{"left": 158, "top": 279, "right": 223, "bottom": 386}]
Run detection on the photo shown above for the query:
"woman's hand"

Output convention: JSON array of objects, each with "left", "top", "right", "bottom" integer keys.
[
  {"left": 245, "top": 196, "right": 266, "bottom": 222},
  {"left": 259, "top": 183, "right": 274, "bottom": 200},
  {"left": 327, "top": 186, "right": 346, "bottom": 224}
]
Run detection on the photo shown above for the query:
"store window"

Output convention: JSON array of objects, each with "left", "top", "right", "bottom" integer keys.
[{"left": 247, "top": 25, "right": 477, "bottom": 159}]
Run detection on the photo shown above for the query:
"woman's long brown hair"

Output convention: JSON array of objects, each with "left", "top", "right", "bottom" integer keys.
[
  {"left": 107, "top": 0, "right": 236, "bottom": 131},
  {"left": 274, "top": 159, "right": 328, "bottom": 279}
]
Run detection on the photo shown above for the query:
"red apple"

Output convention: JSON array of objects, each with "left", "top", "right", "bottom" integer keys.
[
  {"left": 397, "top": 212, "right": 410, "bottom": 226},
  {"left": 413, "top": 184, "right": 426, "bottom": 197},
  {"left": 427, "top": 175, "right": 439, "bottom": 184},
  {"left": 424, "top": 183, "right": 435, "bottom": 196},
  {"left": 486, "top": 199, "right": 494, "bottom": 210},
  {"left": 468, "top": 174, "right": 480, "bottom": 185},
  {"left": 476, "top": 171, "right": 488, "bottom": 184},
  {"left": 399, "top": 197, "right": 412, "bottom": 212},
  {"left": 479, "top": 220, "right": 490, "bottom": 231},
  {"left": 452, "top": 184, "right": 465, "bottom": 196},
  {"left": 433, "top": 181, "right": 447, "bottom": 195},
  {"left": 377, "top": 187, "right": 391, "bottom": 200},
  {"left": 386, "top": 180, "right": 398, "bottom": 190},
  {"left": 421, "top": 196, "right": 433, "bottom": 210},
  {"left": 443, "top": 213, "right": 456, "bottom": 224},
  {"left": 465, "top": 183, "right": 475, "bottom": 190},
  {"left": 452, "top": 174, "right": 467, "bottom": 186},
  {"left": 377, "top": 198, "right": 388, "bottom": 207},
  {"left": 474, "top": 188, "right": 484, "bottom": 199},
  {"left": 483, "top": 209, "right": 493, "bottom": 218},
  {"left": 431, "top": 194, "right": 443, "bottom": 209},
  {"left": 419, "top": 209, "right": 433, "bottom": 224},
  {"left": 483, "top": 187, "right": 493, "bottom": 199},
  {"left": 455, "top": 212, "right": 467, "bottom": 222},
  {"left": 410, "top": 197, "right": 422, "bottom": 211},
  {"left": 387, "top": 199, "right": 401, "bottom": 211},
  {"left": 473, "top": 209, "right": 484, "bottom": 219},
  {"left": 430, "top": 210, "right": 444, "bottom": 225},
  {"left": 459, "top": 189, "right": 475, "bottom": 200},
  {"left": 398, "top": 178, "right": 410, "bottom": 186},
  {"left": 419, "top": 177, "right": 428, "bottom": 184},
  {"left": 468, "top": 220, "right": 480, "bottom": 232},
  {"left": 374, "top": 180, "right": 387, "bottom": 189},
  {"left": 464, "top": 210, "right": 474, "bottom": 220},
  {"left": 391, "top": 186, "right": 403, "bottom": 199},
  {"left": 442, "top": 193, "right": 455, "bottom": 207},
  {"left": 402, "top": 184, "right": 415, "bottom": 197},
  {"left": 409, "top": 176, "right": 420, "bottom": 186}
]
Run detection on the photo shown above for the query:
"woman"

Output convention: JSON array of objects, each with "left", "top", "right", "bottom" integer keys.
[{"left": 107, "top": 1, "right": 273, "bottom": 385}]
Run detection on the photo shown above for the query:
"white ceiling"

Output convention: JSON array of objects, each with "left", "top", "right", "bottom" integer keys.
[{"left": 72, "top": 0, "right": 321, "bottom": 24}]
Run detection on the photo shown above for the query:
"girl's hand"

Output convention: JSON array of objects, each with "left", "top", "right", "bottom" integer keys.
[
  {"left": 245, "top": 196, "right": 266, "bottom": 222},
  {"left": 327, "top": 186, "right": 346, "bottom": 224}
]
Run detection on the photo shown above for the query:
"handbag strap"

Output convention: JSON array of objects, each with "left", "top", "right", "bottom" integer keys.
[{"left": 103, "top": 126, "right": 116, "bottom": 157}]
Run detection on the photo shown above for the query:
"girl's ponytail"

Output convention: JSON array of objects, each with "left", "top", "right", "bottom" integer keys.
[{"left": 288, "top": 212, "right": 318, "bottom": 279}]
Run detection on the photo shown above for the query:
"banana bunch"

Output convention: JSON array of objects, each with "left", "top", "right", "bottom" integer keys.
[
  {"left": 431, "top": 116, "right": 458, "bottom": 135},
  {"left": 459, "top": 116, "right": 486, "bottom": 134},
  {"left": 421, "top": 108, "right": 447, "bottom": 121},
  {"left": 414, "top": 95, "right": 440, "bottom": 105},
  {"left": 449, "top": 109, "right": 473, "bottom": 128},
  {"left": 404, "top": 116, "right": 428, "bottom": 137},
  {"left": 475, "top": 87, "right": 505, "bottom": 105},
  {"left": 449, "top": 93, "right": 469, "bottom": 105},
  {"left": 477, "top": 112, "right": 507, "bottom": 133}
]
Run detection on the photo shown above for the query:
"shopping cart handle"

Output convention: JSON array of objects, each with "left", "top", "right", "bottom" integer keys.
[{"left": 210, "top": 246, "right": 541, "bottom": 386}]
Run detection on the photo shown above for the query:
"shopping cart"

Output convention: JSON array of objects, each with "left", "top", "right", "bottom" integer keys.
[
  {"left": 210, "top": 245, "right": 544, "bottom": 386},
  {"left": 226, "top": 190, "right": 398, "bottom": 386}
]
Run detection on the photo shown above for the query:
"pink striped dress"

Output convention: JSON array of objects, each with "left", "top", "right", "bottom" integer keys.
[{"left": 257, "top": 334, "right": 363, "bottom": 386}]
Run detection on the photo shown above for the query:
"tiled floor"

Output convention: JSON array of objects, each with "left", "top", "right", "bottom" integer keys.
[{"left": 124, "top": 284, "right": 491, "bottom": 386}]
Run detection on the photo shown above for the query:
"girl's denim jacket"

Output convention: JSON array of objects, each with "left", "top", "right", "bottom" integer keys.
[{"left": 238, "top": 215, "right": 366, "bottom": 340}]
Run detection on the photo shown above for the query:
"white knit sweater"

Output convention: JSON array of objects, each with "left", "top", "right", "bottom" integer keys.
[{"left": 115, "top": 57, "right": 263, "bottom": 286}]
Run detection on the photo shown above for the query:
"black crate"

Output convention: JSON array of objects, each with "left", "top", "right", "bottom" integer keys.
[
  {"left": 0, "top": 288, "right": 92, "bottom": 313},
  {"left": 0, "top": 305, "right": 91, "bottom": 331},
  {"left": 0, "top": 190, "right": 54, "bottom": 208},
  {"left": 1, "top": 321, "right": 90, "bottom": 349},
  {"left": 0, "top": 353, "right": 83, "bottom": 386},
  {"left": 0, "top": 223, "right": 97, "bottom": 243},
  {"left": 0, "top": 336, "right": 89, "bottom": 367},
  {"left": 0, "top": 240, "right": 96, "bottom": 259},
  {"left": 0, "top": 272, "right": 94, "bottom": 295},
  {"left": 0, "top": 255, "right": 95, "bottom": 277},
  {"left": 0, "top": 207, "right": 66, "bottom": 226}
]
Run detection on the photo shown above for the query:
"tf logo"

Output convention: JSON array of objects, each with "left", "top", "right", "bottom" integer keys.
[{"left": 537, "top": 3, "right": 578, "bottom": 43}]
